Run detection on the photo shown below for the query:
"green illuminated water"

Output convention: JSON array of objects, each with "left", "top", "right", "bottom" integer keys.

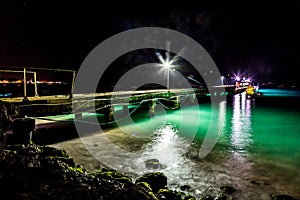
[
  {"left": 128, "top": 89, "right": 300, "bottom": 167},
  {"left": 120, "top": 89, "right": 300, "bottom": 198},
  {"left": 50, "top": 88, "right": 300, "bottom": 199}
]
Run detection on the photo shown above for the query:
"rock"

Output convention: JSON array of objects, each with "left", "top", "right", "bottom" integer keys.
[
  {"left": 89, "top": 168, "right": 133, "bottom": 185},
  {"left": 0, "top": 101, "right": 18, "bottom": 142},
  {"left": 136, "top": 181, "right": 153, "bottom": 192},
  {"left": 135, "top": 172, "right": 168, "bottom": 194},
  {"left": 145, "top": 159, "right": 163, "bottom": 169},
  {"left": 39, "top": 146, "right": 68, "bottom": 157},
  {"left": 250, "top": 180, "right": 270, "bottom": 186},
  {"left": 271, "top": 194, "right": 298, "bottom": 200},
  {"left": 136, "top": 181, "right": 157, "bottom": 199},
  {"left": 0, "top": 144, "right": 157, "bottom": 200},
  {"left": 156, "top": 188, "right": 182, "bottom": 200},
  {"left": 215, "top": 193, "right": 228, "bottom": 200},
  {"left": 180, "top": 184, "right": 192, "bottom": 191},
  {"left": 180, "top": 184, "right": 196, "bottom": 195},
  {"left": 183, "top": 195, "right": 197, "bottom": 200},
  {"left": 200, "top": 195, "right": 214, "bottom": 200},
  {"left": 220, "top": 185, "right": 236, "bottom": 194}
]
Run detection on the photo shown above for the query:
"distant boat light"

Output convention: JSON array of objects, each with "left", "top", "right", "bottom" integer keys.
[{"left": 235, "top": 76, "right": 241, "bottom": 81}]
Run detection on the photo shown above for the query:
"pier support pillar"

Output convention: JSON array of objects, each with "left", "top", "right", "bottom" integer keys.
[
  {"left": 104, "top": 106, "right": 114, "bottom": 126},
  {"left": 122, "top": 105, "right": 129, "bottom": 116},
  {"left": 170, "top": 96, "right": 180, "bottom": 108},
  {"left": 190, "top": 94, "right": 196, "bottom": 103},
  {"left": 148, "top": 100, "right": 156, "bottom": 118},
  {"left": 74, "top": 113, "right": 82, "bottom": 120}
]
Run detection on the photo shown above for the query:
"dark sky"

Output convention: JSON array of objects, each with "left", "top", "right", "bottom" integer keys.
[{"left": 0, "top": 0, "right": 300, "bottom": 85}]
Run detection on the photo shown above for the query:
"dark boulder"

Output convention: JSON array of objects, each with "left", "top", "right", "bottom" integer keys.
[
  {"left": 135, "top": 172, "right": 168, "bottom": 194},
  {"left": 220, "top": 185, "right": 236, "bottom": 194},
  {"left": 180, "top": 184, "right": 194, "bottom": 193},
  {"left": 183, "top": 195, "right": 197, "bottom": 200},
  {"left": 0, "top": 101, "right": 19, "bottom": 142},
  {"left": 0, "top": 144, "right": 157, "bottom": 200},
  {"left": 200, "top": 195, "right": 214, "bottom": 200},
  {"left": 215, "top": 193, "right": 228, "bottom": 200},
  {"left": 145, "top": 159, "right": 164, "bottom": 169},
  {"left": 156, "top": 188, "right": 182, "bottom": 200}
]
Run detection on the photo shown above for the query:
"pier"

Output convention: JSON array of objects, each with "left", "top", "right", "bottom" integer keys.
[
  {"left": 0, "top": 85, "right": 247, "bottom": 121},
  {"left": 0, "top": 66, "right": 250, "bottom": 123}
]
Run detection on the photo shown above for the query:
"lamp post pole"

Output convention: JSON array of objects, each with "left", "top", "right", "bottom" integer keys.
[
  {"left": 172, "top": 69, "right": 175, "bottom": 89},
  {"left": 167, "top": 66, "right": 170, "bottom": 89},
  {"left": 23, "top": 67, "right": 27, "bottom": 98}
]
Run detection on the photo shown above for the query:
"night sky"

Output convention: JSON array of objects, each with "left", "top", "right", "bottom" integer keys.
[{"left": 1, "top": 0, "right": 300, "bottom": 86}]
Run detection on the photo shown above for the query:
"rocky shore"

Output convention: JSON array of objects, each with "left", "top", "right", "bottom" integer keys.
[
  {"left": 1, "top": 102, "right": 299, "bottom": 200},
  {"left": 0, "top": 144, "right": 197, "bottom": 200},
  {"left": 1, "top": 144, "right": 298, "bottom": 200}
]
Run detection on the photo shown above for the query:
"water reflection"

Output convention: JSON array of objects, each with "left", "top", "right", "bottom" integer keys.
[
  {"left": 133, "top": 123, "right": 192, "bottom": 176},
  {"left": 231, "top": 92, "right": 254, "bottom": 153}
]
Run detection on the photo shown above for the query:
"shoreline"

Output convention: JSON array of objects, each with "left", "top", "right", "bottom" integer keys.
[
  {"left": 0, "top": 143, "right": 196, "bottom": 200},
  {"left": 49, "top": 125, "right": 300, "bottom": 200}
]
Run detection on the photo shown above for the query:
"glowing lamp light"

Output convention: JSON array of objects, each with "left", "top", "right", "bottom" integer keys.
[
  {"left": 163, "top": 62, "right": 172, "bottom": 69},
  {"left": 156, "top": 51, "right": 178, "bottom": 89},
  {"left": 235, "top": 76, "right": 241, "bottom": 81}
]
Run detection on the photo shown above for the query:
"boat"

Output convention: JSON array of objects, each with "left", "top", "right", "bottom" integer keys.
[{"left": 246, "top": 85, "right": 263, "bottom": 98}]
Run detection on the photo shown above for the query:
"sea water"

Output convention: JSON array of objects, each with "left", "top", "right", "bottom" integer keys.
[
  {"left": 116, "top": 89, "right": 300, "bottom": 199},
  {"left": 51, "top": 89, "right": 300, "bottom": 199}
]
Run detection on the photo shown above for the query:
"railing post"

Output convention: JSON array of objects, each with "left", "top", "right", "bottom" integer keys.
[
  {"left": 70, "top": 70, "right": 76, "bottom": 98},
  {"left": 34, "top": 72, "right": 38, "bottom": 97},
  {"left": 22, "top": 68, "right": 29, "bottom": 102},
  {"left": 23, "top": 67, "right": 27, "bottom": 98}
]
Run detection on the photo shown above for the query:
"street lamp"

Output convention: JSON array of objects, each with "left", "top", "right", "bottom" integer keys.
[{"left": 156, "top": 52, "right": 177, "bottom": 89}]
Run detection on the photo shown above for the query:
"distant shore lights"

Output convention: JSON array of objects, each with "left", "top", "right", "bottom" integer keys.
[{"left": 235, "top": 76, "right": 252, "bottom": 87}]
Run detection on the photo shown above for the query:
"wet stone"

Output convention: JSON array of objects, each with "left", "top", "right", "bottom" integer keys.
[
  {"left": 0, "top": 144, "right": 158, "bottom": 200},
  {"left": 220, "top": 185, "right": 236, "bottom": 194},
  {"left": 180, "top": 184, "right": 195, "bottom": 194},
  {"left": 180, "top": 185, "right": 192, "bottom": 191},
  {"left": 215, "top": 193, "right": 228, "bottom": 200},
  {"left": 251, "top": 180, "right": 270, "bottom": 186},
  {"left": 157, "top": 188, "right": 182, "bottom": 200},
  {"left": 183, "top": 195, "right": 197, "bottom": 200},
  {"left": 145, "top": 159, "right": 164, "bottom": 169},
  {"left": 200, "top": 195, "right": 214, "bottom": 200},
  {"left": 135, "top": 172, "right": 168, "bottom": 194}
]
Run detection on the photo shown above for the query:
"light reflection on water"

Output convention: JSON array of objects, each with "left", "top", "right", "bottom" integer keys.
[
  {"left": 131, "top": 124, "right": 193, "bottom": 178},
  {"left": 231, "top": 92, "right": 253, "bottom": 153},
  {"left": 117, "top": 94, "right": 259, "bottom": 198},
  {"left": 121, "top": 92, "right": 300, "bottom": 199}
]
